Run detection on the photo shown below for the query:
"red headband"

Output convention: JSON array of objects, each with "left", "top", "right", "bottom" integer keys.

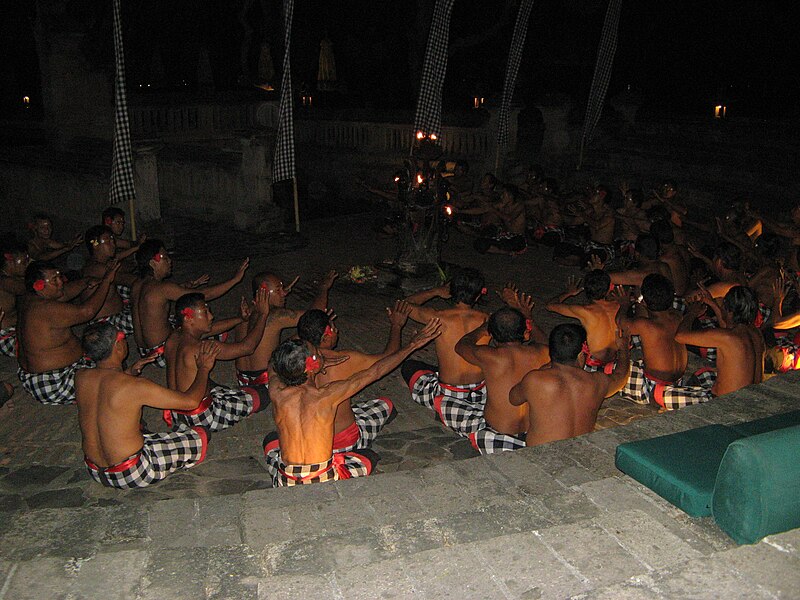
[
  {"left": 33, "top": 279, "right": 45, "bottom": 292},
  {"left": 525, "top": 319, "right": 532, "bottom": 334},
  {"left": 115, "top": 331, "right": 126, "bottom": 343},
  {"left": 305, "top": 355, "right": 320, "bottom": 373},
  {"left": 104, "top": 217, "right": 113, "bottom": 225},
  {"left": 3, "top": 253, "right": 13, "bottom": 262},
  {"left": 153, "top": 253, "right": 162, "bottom": 263},
  {"left": 181, "top": 307, "right": 195, "bottom": 320},
  {"left": 481, "top": 287, "right": 487, "bottom": 295},
  {"left": 324, "top": 325, "right": 334, "bottom": 337}
]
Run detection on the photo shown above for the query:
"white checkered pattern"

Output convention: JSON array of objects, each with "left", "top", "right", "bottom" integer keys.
[
  {"left": 469, "top": 427, "right": 526, "bottom": 455},
  {"left": 18, "top": 357, "right": 93, "bottom": 405},
  {"left": 496, "top": 0, "right": 534, "bottom": 150},
  {"left": 0, "top": 326, "right": 16, "bottom": 357},
  {"left": 332, "top": 397, "right": 396, "bottom": 452},
  {"left": 85, "top": 424, "right": 206, "bottom": 489},
  {"left": 90, "top": 307, "right": 134, "bottom": 336},
  {"left": 109, "top": 0, "right": 136, "bottom": 207},
  {"left": 272, "top": 0, "right": 296, "bottom": 183},
  {"left": 138, "top": 342, "right": 167, "bottom": 369},
  {"left": 263, "top": 447, "right": 374, "bottom": 486},
  {"left": 163, "top": 385, "right": 255, "bottom": 432},
  {"left": 409, "top": 370, "right": 487, "bottom": 437},
  {"left": 413, "top": 0, "right": 456, "bottom": 139},
  {"left": 621, "top": 359, "right": 713, "bottom": 409}
]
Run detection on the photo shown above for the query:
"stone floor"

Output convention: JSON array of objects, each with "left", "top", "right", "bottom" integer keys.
[{"left": 1, "top": 212, "right": 797, "bottom": 598}]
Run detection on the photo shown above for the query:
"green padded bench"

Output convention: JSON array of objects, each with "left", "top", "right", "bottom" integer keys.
[{"left": 614, "top": 410, "right": 800, "bottom": 521}]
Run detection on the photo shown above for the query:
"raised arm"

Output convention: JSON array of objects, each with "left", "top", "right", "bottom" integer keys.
[
  {"left": 49, "top": 262, "right": 119, "bottom": 327},
  {"left": 501, "top": 283, "right": 547, "bottom": 345},
  {"left": 30, "top": 234, "right": 82, "bottom": 262},
  {"left": 139, "top": 341, "right": 219, "bottom": 410},
  {"left": 404, "top": 284, "right": 450, "bottom": 323},
  {"left": 455, "top": 322, "right": 491, "bottom": 367},
  {"left": 310, "top": 270, "right": 338, "bottom": 311},
  {"left": 214, "top": 288, "right": 270, "bottom": 360},
  {"left": 382, "top": 300, "right": 411, "bottom": 355},
  {"left": 202, "top": 258, "right": 249, "bottom": 301}
]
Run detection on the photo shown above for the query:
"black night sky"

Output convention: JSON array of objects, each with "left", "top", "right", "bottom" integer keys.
[{"left": 1, "top": 0, "right": 797, "bottom": 120}]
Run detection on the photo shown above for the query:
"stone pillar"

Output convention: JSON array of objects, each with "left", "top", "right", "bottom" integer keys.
[
  {"left": 535, "top": 95, "right": 574, "bottom": 157},
  {"left": 133, "top": 146, "right": 160, "bottom": 223},
  {"left": 237, "top": 136, "right": 281, "bottom": 232}
]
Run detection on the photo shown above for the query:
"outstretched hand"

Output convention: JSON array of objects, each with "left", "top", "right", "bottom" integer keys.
[
  {"left": 285, "top": 275, "right": 300, "bottom": 293},
  {"left": 410, "top": 317, "right": 442, "bottom": 349},
  {"left": 186, "top": 274, "right": 210, "bottom": 289},
  {"left": 320, "top": 270, "right": 338, "bottom": 290},
  {"left": 588, "top": 254, "right": 605, "bottom": 271},
  {"left": 253, "top": 287, "right": 270, "bottom": 316},
  {"left": 127, "top": 353, "right": 158, "bottom": 376},
  {"left": 239, "top": 295, "right": 253, "bottom": 321},
  {"left": 104, "top": 259, "right": 121, "bottom": 279},
  {"left": 387, "top": 299, "right": 411, "bottom": 328},
  {"left": 69, "top": 233, "right": 84, "bottom": 249},
  {"left": 235, "top": 258, "right": 250, "bottom": 280},
  {"left": 195, "top": 340, "right": 221, "bottom": 371},
  {"left": 564, "top": 274, "right": 583, "bottom": 297}
]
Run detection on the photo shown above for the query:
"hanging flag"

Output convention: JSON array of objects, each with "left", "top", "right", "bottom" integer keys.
[
  {"left": 272, "top": 0, "right": 296, "bottom": 183},
  {"left": 109, "top": 0, "right": 136, "bottom": 206},
  {"left": 413, "top": 0, "right": 456, "bottom": 140},
  {"left": 496, "top": 0, "right": 534, "bottom": 153},
  {"left": 579, "top": 0, "right": 623, "bottom": 166}
]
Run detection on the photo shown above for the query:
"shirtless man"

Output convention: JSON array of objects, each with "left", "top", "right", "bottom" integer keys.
[
  {"left": 509, "top": 323, "right": 630, "bottom": 447},
  {"left": 131, "top": 239, "right": 247, "bottom": 367},
  {"left": 590, "top": 234, "right": 672, "bottom": 288},
  {"left": 401, "top": 267, "right": 489, "bottom": 437},
  {"left": 555, "top": 185, "right": 616, "bottom": 267},
  {"left": 76, "top": 321, "right": 219, "bottom": 489},
  {"left": 547, "top": 270, "right": 621, "bottom": 374},
  {"left": 17, "top": 260, "right": 118, "bottom": 405},
  {"left": 262, "top": 318, "right": 441, "bottom": 486},
  {"left": 163, "top": 290, "right": 271, "bottom": 432},
  {"left": 650, "top": 219, "right": 691, "bottom": 297},
  {"left": 686, "top": 242, "right": 748, "bottom": 300},
  {"left": 26, "top": 214, "right": 83, "bottom": 262},
  {"left": 470, "top": 184, "right": 528, "bottom": 255},
  {"left": 81, "top": 225, "right": 137, "bottom": 335},
  {"left": 233, "top": 270, "right": 336, "bottom": 392},
  {"left": 296, "top": 302, "right": 411, "bottom": 451},
  {"left": 617, "top": 274, "right": 713, "bottom": 409},
  {"left": 101, "top": 207, "right": 144, "bottom": 260},
  {"left": 0, "top": 243, "right": 30, "bottom": 357},
  {"left": 675, "top": 286, "right": 764, "bottom": 397},
  {"left": 455, "top": 301, "right": 550, "bottom": 454}
]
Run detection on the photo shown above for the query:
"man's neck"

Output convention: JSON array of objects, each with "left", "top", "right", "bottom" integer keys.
[
  {"left": 96, "top": 359, "right": 123, "bottom": 371},
  {"left": 180, "top": 326, "right": 203, "bottom": 341}
]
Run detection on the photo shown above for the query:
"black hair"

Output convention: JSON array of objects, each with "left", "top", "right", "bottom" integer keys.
[
  {"left": 101, "top": 207, "right": 125, "bottom": 223},
  {"left": 270, "top": 339, "right": 312, "bottom": 386},
  {"left": 81, "top": 321, "right": 119, "bottom": 362},
  {"left": 32, "top": 213, "right": 51, "bottom": 223},
  {"left": 594, "top": 184, "right": 609, "bottom": 199},
  {"left": 635, "top": 233, "right": 661, "bottom": 261},
  {"left": 713, "top": 242, "right": 742, "bottom": 271},
  {"left": 488, "top": 307, "right": 526, "bottom": 343},
  {"left": 584, "top": 269, "right": 611, "bottom": 301},
  {"left": 549, "top": 323, "right": 586, "bottom": 364},
  {"left": 297, "top": 309, "right": 330, "bottom": 346},
  {"left": 662, "top": 179, "right": 678, "bottom": 192},
  {"left": 174, "top": 293, "right": 206, "bottom": 326},
  {"left": 723, "top": 286, "right": 758, "bottom": 325},
  {"left": 640, "top": 273, "right": 674, "bottom": 312},
  {"left": 24, "top": 260, "right": 57, "bottom": 293},
  {"left": 649, "top": 219, "right": 674, "bottom": 245},
  {"left": 136, "top": 239, "right": 165, "bottom": 277},
  {"left": 251, "top": 271, "right": 274, "bottom": 297},
  {"left": 449, "top": 267, "right": 486, "bottom": 306},
  {"left": 85, "top": 225, "right": 113, "bottom": 254}
]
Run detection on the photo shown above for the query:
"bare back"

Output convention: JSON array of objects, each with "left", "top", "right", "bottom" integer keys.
[
  {"left": 235, "top": 309, "right": 298, "bottom": 372},
  {"left": 132, "top": 277, "right": 173, "bottom": 348},
  {"left": 82, "top": 261, "right": 124, "bottom": 319},
  {"left": 17, "top": 297, "right": 82, "bottom": 372},
  {"left": 633, "top": 310, "right": 688, "bottom": 382},
  {"left": 577, "top": 301, "right": 620, "bottom": 363},
  {"left": 432, "top": 306, "right": 487, "bottom": 384},
  {"left": 712, "top": 325, "right": 765, "bottom": 396},
  {"left": 165, "top": 330, "right": 208, "bottom": 394}
]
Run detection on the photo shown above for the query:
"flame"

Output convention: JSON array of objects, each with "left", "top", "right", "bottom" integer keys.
[
  {"left": 430, "top": 133, "right": 437, "bottom": 141},
  {"left": 416, "top": 131, "right": 424, "bottom": 140},
  {"left": 417, "top": 174, "right": 423, "bottom": 184}
]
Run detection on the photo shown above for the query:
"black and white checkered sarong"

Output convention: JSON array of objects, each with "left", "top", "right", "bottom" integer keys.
[
  {"left": 263, "top": 443, "right": 374, "bottom": 487},
  {"left": 621, "top": 359, "right": 713, "bottom": 410},
  {"left": 85, "top": 424, "right": 207, "bottom": 489},
  {"left": 163, "top": 384, "right": 256, "bottom": 432},
  {"left": 333, "top": 397, "right": 395, "bottom": 452},
  {"left": 469, "top": 426, "right": 526, "bottom": 455},
  {"left": 18, "top": 357, "right": 93, "bottom": 405},
  {"left": 0, "top": 326, "right": 16, "bottom": 357},
  {"left": 90, "top": 307, "right": 134, "bottom": 336},
  {"left": 409, "top": 370, "right": 486, "bottom": 437},
  {"left": 138, "top": 342, "right": 167, "bottom": 369}
]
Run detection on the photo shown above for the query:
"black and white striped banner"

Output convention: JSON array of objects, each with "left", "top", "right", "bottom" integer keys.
[
  {"left": 272, "top": 0, "right": 296, "bottom": 183},
  {"left": 580, "top": 0, "right": 622, "bottom": 158},
  {"left": 413, "top": 0, "right": 456, "bottom": 140},
  {"left": 109, "top": 0, "right": 136, "bottom": 206},
  {"left": 496, "top": 0, "right": 534, "bottom": 152}
]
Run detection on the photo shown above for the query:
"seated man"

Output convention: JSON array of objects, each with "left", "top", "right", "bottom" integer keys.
[
  {"left": 554, "top": 185, "right": 616, "bottom": 267},
  {"left": 163, "top": 290, "right": 270, "bottom": 432},
  {"left": 618, "top": 273, "right": 713, "bottom": 409},
  {"left": 650, "top": 219, "right": 691, "bottom": 297},
  {"left": 234, "top": 270, "right": 335, "bottom": 394},
  {"left": 590, "top": 234, "right": 673, "bottom": 288},
  {"left": 401, "top": 268, "right": 489, "bottom": 437},
  {"left": 82, "top": 225, "right": 137, "bottom": 335},
  {"left": 295, "top": 302, "right": 411, "bottom": 451},
  {"left": 510, "top": 323, "right": 630, "bottom": 447},
  {"left": 26, "top": 213, "right": 82, "bottom": 262},
  {"left": 17, "top": 260, "right": 117, "bottom": 404},
  {"left": 455, "top": 304, "right": 550, "bottom": 454},
  {"left": 0, "top": 243, "right": 30, "bottom": 357},
  {"left": 131, "top": 239, "right": 247, "bottom": 367},
  {"left": 76, "top": 322, "right": 219, "bottom": 489},
  {"left": 101, "top": 206, "right": 144, "bottom": 260},
  {"left": 547, "top": 270, "right": 621, "bottom": 374},
  {"left": 469, "top": 184, "right": 528, "bottom": 255},
  {"left": 675, "top": 286, "right": 765, "bottom": 397},
  {"left": 263, "top": 318, "right": 441, "bottom": 486}
]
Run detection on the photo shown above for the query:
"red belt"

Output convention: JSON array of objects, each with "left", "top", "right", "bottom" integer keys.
[{"left": 85, "top": 451, "right": 142, "bottom": 473}]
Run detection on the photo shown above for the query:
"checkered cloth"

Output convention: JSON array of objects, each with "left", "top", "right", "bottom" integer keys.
[
  {"left": 163, "top": 384, "right": 257, "bottom": 432},
  {"left": 272, "top": 0, "right": 296, "bottom": 183},
  {"left": 85, "top": 424, "right": 207, "bottom": 489},
  {"left": 334, "top": 397, "right": 396, "bottom": 452},
  {"left": 263, "top": 440, "right": 375, "bottom": 486},
  {"left": 138, "top": 342, "right": 166, "bottom": 369},
  {"left": 0, "top": 326, "right": 16, "bottom": 357},
  {"left": 496, "top": 0, "right": 534, "bottom": 150},
  {"left": 90, "top": 307, "right": 133, "bottom": 336},
  {"left": 579, "top": 0, "right": 622, "bottom": 153},
  {"left": 469, "top": 426, "right": 526, "bottom": 455},
  {"left": 584, "top": 354, "right": 615, "bottom": 375},
  {"left": 116, "top": 284, "right": 131, "bottom": 302},
  {"left": 109, "top": 0, "right": 136, "bottom": 207},
  {"left": 412, "top": 0, "right": 456, "bottom": 139},
  {"left": 621, "top": 359, "right": 713, "bottom": 409},
  {"left": 409, "top": 369, "right": 487, "bottom": 437},
  {"left": 18, "top": 357, "right": 93, "bottom": 405}
]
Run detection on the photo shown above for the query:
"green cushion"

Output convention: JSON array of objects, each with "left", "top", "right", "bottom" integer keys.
[
  {"left": 729, "top": 410, "right": 800, "bottom": 437},
  {"left": 615, "top": 425, "right": 745, "bottom": 517},
  {"left": 712, "top": 425, "right": 800, "bottom": 545}
]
